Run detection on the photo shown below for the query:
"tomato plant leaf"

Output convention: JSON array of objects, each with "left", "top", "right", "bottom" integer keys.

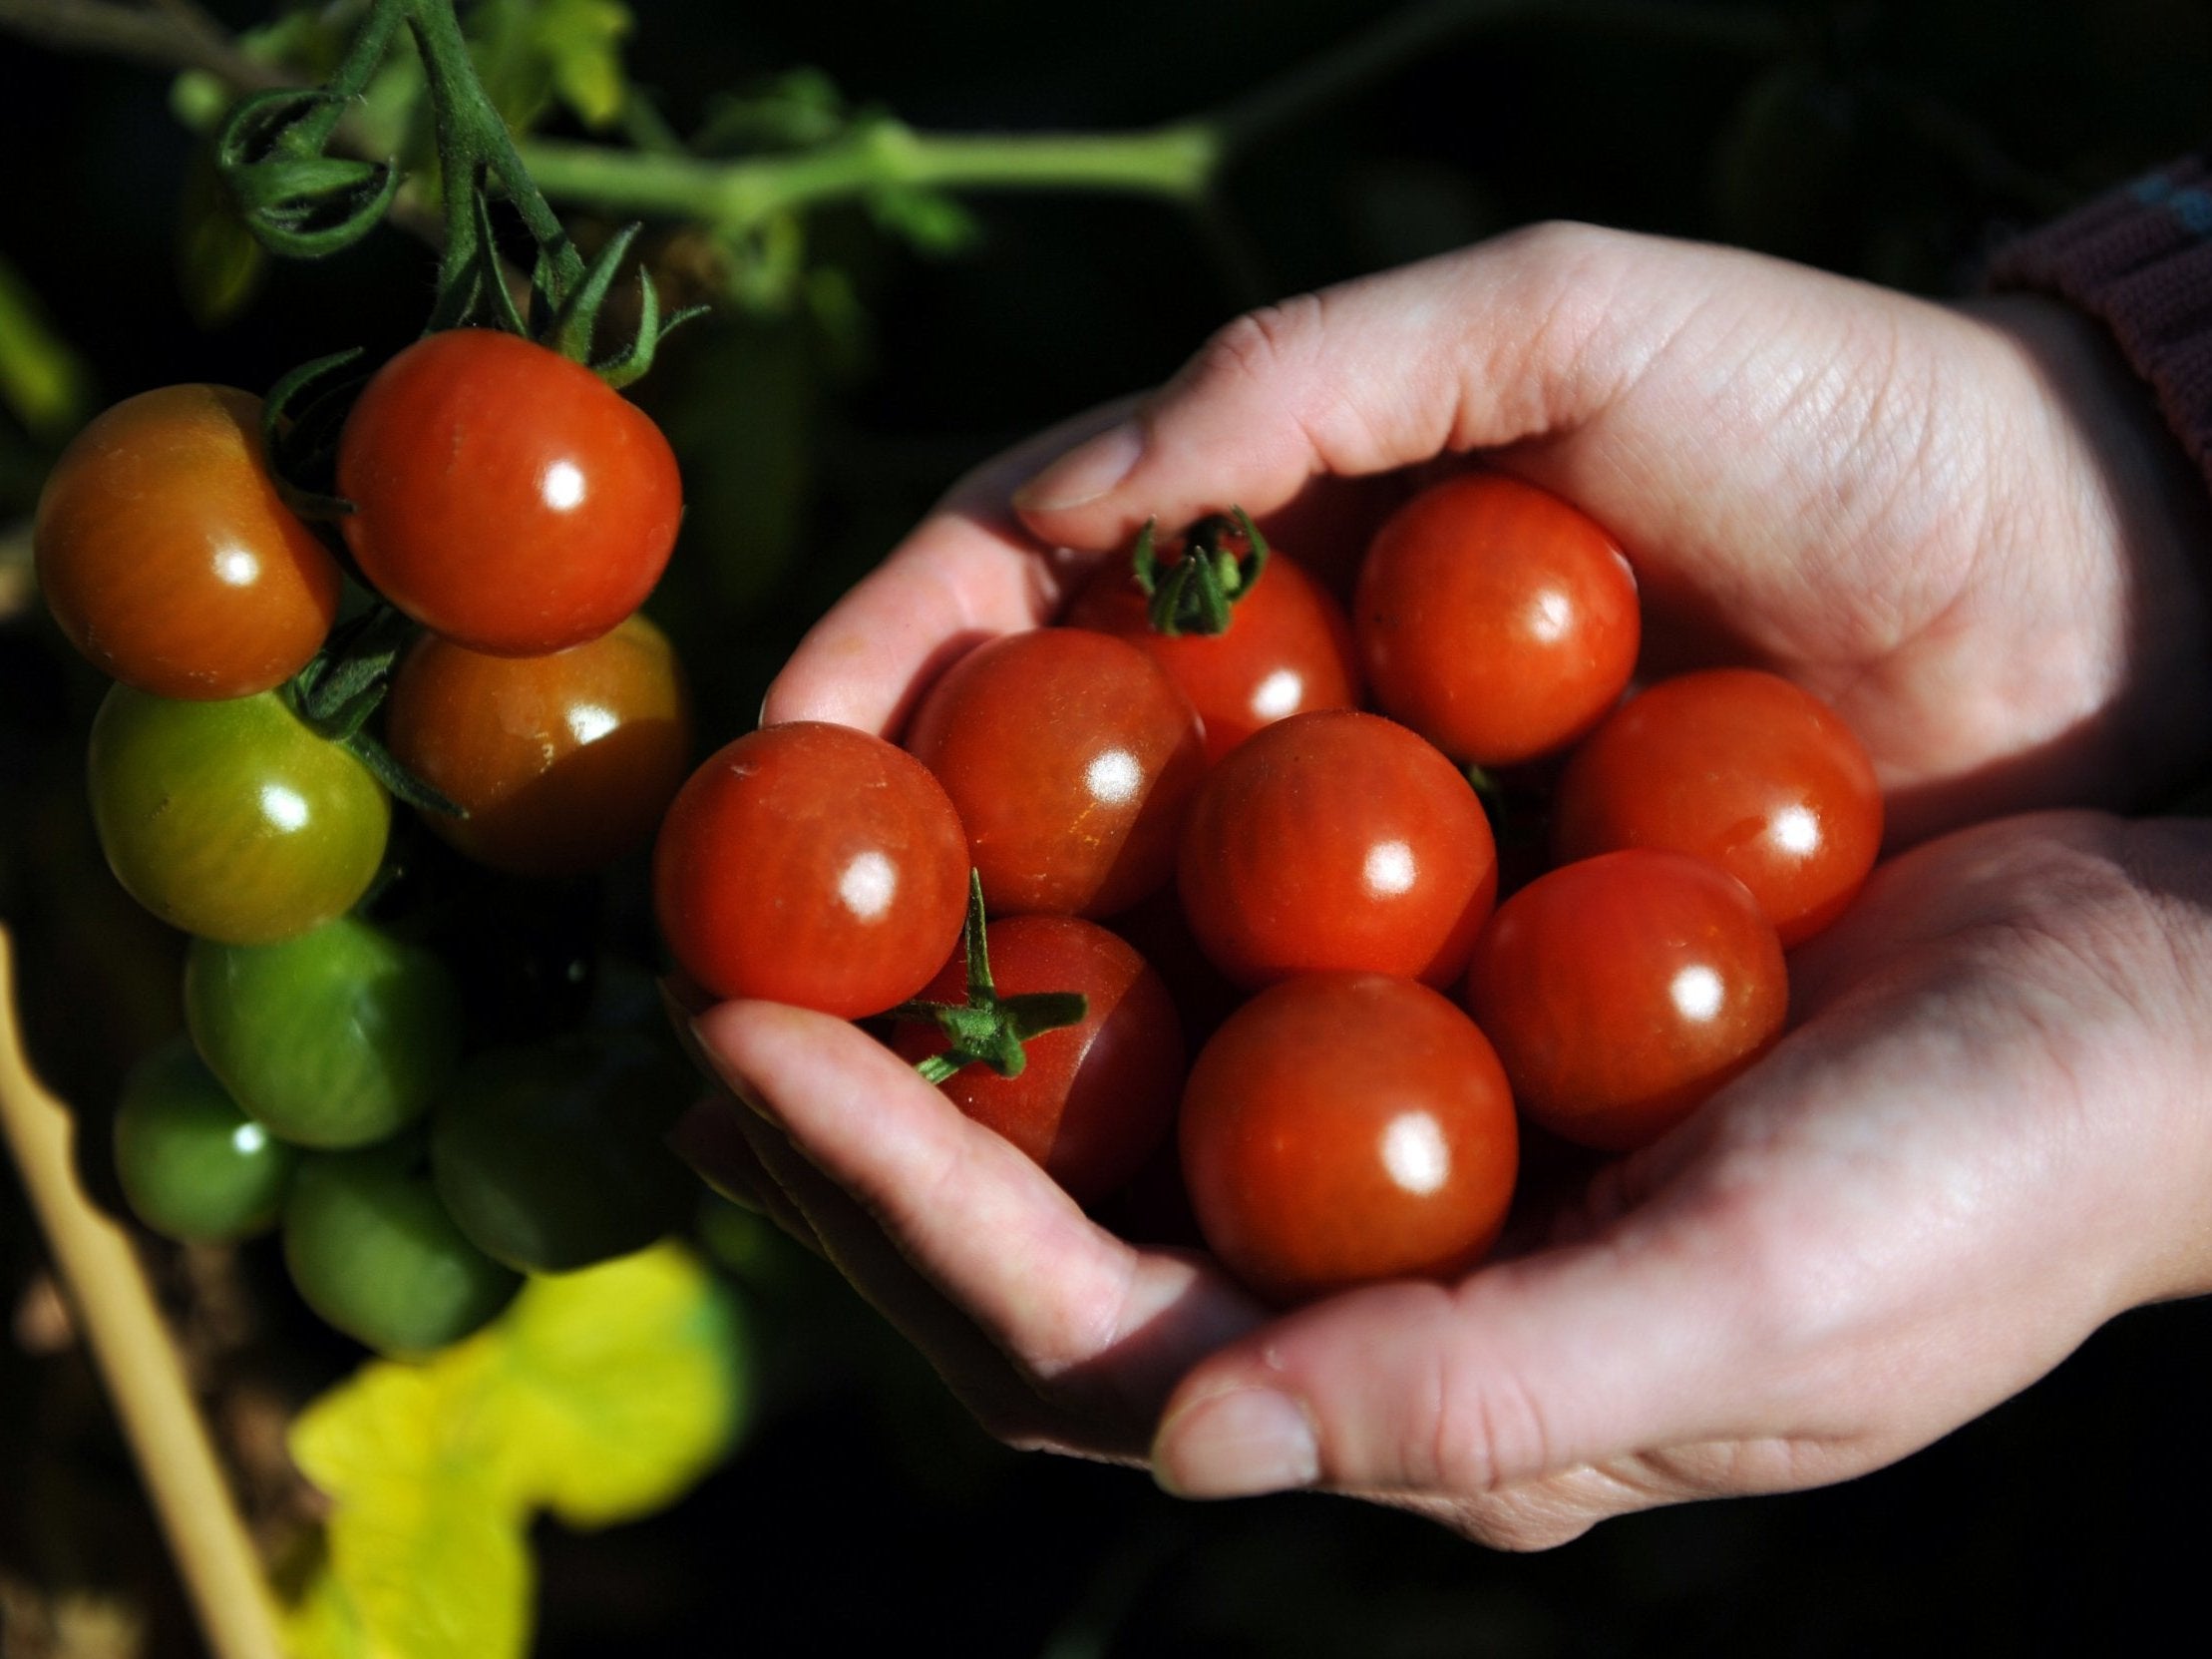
[
  {"left": 475, "top": 1243, "right": 749, "bottom": 1528},
  {"left": 537, "top": 0, "right": 636, "bottom": 131},
  {"left": 289, "top": 1348, "right": 534, "bottom": 1659}
]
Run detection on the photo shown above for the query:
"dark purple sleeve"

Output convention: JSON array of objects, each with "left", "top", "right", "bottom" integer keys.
[{"left": 1986, "top": 155, "right": 2212, "bottom": 481}]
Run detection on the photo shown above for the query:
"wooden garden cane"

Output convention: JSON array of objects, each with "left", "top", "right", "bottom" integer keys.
[{"left": 0, "top": 927, "right": 286, "bottom": 1659}]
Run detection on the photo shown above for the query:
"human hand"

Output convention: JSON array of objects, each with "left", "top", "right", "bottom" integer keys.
[
  {"left": 770, "top": 222, "right": 2212, "bottom": 838},
  {"left": 683, "top": 809, "right": 2212, "bottom": 1541},
  {"left": 679, "top": 223, "right": 2212, "bottom": 1537}
]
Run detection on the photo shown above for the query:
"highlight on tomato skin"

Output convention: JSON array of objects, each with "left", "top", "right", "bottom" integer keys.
[
  {"left": 651, "top": 720, "right": 970, "bottom": 1019},
  {"left": 385, "top": 613, "right": 693, "bottom": 878},
  {"left": 892, "top": 914, "right": 1185, "bottom": 1208},
  {"left": 34, "top": 384, "right": 341, "bottom": 699},
  {"left": 336, "top": 328, "right": 683, "bottom": 657},
  {"left": 1355, "top": 471, "right": 1641, "bottom": 769},
  {"left": 903, "top": 628, "right": 1208, "bottom": 920},
  {"left": 1549, "top": 666, "right": 1884, "bottom": 948},
  {"left": 1176, "top": 708, "right": 1498, "bottom": 990},
  {"left": 1464, "top": 848, "right": 1789, "bottom": 1152},
  {"left": 1179, "top": 972, "right": 1518, "bottom": 1307}
]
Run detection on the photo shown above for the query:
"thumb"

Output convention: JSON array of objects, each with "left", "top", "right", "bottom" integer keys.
[
  {"left": 1009, "top": 221, "right": 1675, "bottom": 547},
  {"left": 1148, "top": 1232, "right": 1772, "bottom": 1506}
]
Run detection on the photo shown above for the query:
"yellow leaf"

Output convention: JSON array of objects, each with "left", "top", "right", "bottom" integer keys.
[
  {"left": 480, "top": 1243, "right": 747, "bottom": 1528},
  {"left": 289, "top": 1352, "right": 534, "bottom": 1659}
]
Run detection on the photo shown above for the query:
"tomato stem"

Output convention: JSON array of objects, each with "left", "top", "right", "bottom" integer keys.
[
  {"left": 1133, "top": 506, "right": 1269, "bottom": 637},
  {"left": 890, "top": 872, "right": 1087, "bottom": 1083}
]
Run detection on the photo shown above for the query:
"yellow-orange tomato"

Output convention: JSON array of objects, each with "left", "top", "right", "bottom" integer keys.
[
  {"left": 384, "top": 613, "right": 691, "bottom": 877},
  {"left": 35, "top": 385, "right": 341, "bottom": 699}
]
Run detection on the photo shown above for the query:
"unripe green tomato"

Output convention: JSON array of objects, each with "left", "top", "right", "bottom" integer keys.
[
  {"left": 87, "top": 684, "right": 390, "bottom": 945},
  {"left": 282, "top": 1141, "right": 521, "bottom": 1357},
  {"left": 185, "top": 917, "right": 463, "bottom": 1149},
  {"left": 113, "top": 1038, "right": 298, "bottom": 1241},
  {"left": 430, "top": 1033, "right": 694, "bottom": 1274}
]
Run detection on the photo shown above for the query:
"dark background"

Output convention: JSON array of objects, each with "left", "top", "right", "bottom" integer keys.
[{"left": 4, "top": 2, "right": 2211, "bottom": 1654}]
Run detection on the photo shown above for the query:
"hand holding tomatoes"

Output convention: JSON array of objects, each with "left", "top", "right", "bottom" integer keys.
[{"left": 676, "top": 221, "right": 2212, "bottom": 1545}]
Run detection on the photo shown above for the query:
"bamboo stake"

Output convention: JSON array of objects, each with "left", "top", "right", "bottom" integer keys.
[{"left": 0, "top": 928, "right": 286, "bottom": 1659}]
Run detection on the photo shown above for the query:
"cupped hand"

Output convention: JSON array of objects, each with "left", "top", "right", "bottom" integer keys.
[
  {"left": 682, "top": 222, "right": 2212, "bottom": 1540},
  {"left": 770, "top": 222, "right": 2212, "bottom": 838},
  {"left": 684, "top": 809, "right": 2212, "bottom": 1541}
]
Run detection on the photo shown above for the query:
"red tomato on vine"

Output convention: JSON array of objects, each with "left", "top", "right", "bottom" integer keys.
[{"left": 337, "top": 329, "right": 683, "bottom": 656}]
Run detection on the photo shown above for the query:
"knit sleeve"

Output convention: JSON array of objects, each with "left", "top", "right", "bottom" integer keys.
[{"left": 1986, "top": 154, "right": 2212, "bottom": 482}]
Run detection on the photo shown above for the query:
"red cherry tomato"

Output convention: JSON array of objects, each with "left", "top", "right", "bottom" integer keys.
[
  {"left": 1355, "top": 472, "right": 1640, "bottom": 766},
  {"left": 385, "top": 612, "right": 691, "bottom": 877},
  {"left": 1551, "top": 667, "right": 1882, "bottom": 946},
  {"left": 1465, "top": 849, "right": 1787, "bottom": 1151},
  {"left": 336, "top": 330, "right": 682, "bottom": 656},
  {"left": 35, "top": 385, "right": 340, "bottom": 698},
  {"left": 653, "top": 721, "right": 969, "bottom": 1017},
  {"left": 1063, "top": 547, "right": 1361, "bottom": 762},
  {"left": 892, "top": 915, "right": 1184, "bottom": 1206},
  {"left": 1180, "top": 973, "right": 1518, "bottom": 1305},
  {"left": 904, "top": 628, "right": 1206, "bottom": 918},
  {"left": 1177, "top": 709, "right": 1498, "bottom": 989}
]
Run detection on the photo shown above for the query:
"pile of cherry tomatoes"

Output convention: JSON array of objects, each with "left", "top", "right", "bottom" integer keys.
[
  {"left": 40, "top": 328, "right": 698, "bottom": 1355},
  {"left": 654, "top": 474, "right": 1882, "bottom": 1306}
]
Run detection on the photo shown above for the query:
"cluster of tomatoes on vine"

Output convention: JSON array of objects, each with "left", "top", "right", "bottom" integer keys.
[
  {"left": 38, "top": 324, "right": 706, "bottom": 1357},
  {"left": 655, "top": 475, "right": 1883, "bottom": 1306}
]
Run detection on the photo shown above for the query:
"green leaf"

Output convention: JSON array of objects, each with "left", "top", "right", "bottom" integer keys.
[
  {"left": 289, "top": 1350, "right": 534, "bottom": 1659},
  {"left": 478, "top": 1244, "right": 749, "bottom": 1528},
  {"left": 538, "top": 0, "right": 635, "bottom": 130},
  {"left": 0, "top": 253, "right": 93, "bottom": 442}
]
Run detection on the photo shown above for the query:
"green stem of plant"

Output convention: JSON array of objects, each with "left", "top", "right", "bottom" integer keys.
[
  {"left": 401, "top": 0, "right": 582, "bottom": 296},
  {"left": 519, "top": 119, "right": 1221, "bottom": 229},
  {"left": 289, "top": 0, "right": 404, "bottom": 152}
]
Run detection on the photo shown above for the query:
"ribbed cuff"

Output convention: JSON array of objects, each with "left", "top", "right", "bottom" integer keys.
[{"left": 1987, "top": 154, "right": 2212, "bottom": 482}]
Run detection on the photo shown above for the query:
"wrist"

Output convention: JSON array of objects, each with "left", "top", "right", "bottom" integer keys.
[{"left": 1962, "top": 290, "right": 2212, "bottom": 808}]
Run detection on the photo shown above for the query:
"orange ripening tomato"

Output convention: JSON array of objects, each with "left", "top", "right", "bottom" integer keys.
[
  {"left": 35, "top": 385, "right": 340, "bottom": 699},
  {"left": 384, "top": 613, "right": 692, "bottom": 878},
  {"left": 1355, "top": 472, "right": 1640, "bottom": 767}
]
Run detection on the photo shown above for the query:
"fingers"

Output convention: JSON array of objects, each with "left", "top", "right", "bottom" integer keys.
[
  {"left": 1011, "top": 222, "right": 1675, "bottom": 553},
  {"left": 688, "top": 1000, "right": 1265, "bottom": 1430},
  {"left": 761, "top": 399, "right": 1140, "bottom": 736}
]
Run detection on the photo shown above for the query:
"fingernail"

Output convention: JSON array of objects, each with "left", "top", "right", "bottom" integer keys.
[
  {"left": 1154, "top": 1387, "right": 1319, "bottom": 1499},
  {"left": 1012, "top": 420, "right": 1144, "bottom": 513}
]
